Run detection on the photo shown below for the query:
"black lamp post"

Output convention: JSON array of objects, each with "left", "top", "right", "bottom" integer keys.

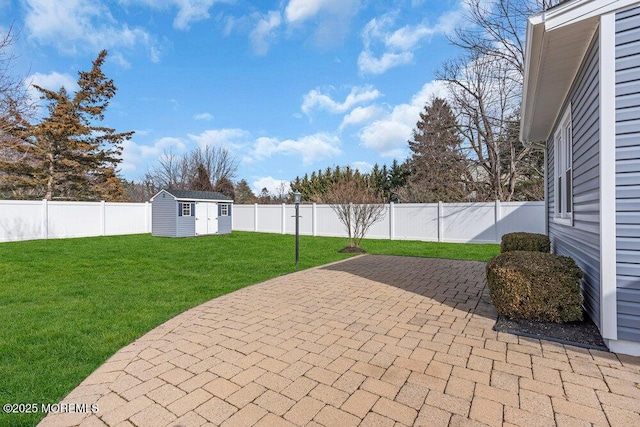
[{"left": 293, "top": 191, "right": 301, "bottom": 266}]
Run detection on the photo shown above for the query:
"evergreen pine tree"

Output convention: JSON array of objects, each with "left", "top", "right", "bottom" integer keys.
[
  {"left": 406, "top": 98, "right": 468, "bottom": 202},
  {"left": 0, "top": 50, "right": 133, "bottom": 201}
]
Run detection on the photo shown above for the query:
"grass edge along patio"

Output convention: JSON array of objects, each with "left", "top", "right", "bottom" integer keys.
[{"left": 0, "top": 232, "right": 499, "bottom": 426}]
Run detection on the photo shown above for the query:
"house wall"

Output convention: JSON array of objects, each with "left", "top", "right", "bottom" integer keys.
[
  {"left": 218, "top": 203, "right": 232, "bottom": 234},
  {"left": 615, "top": 6, "right": 640, "bottom": 342},
  {"left": 152, "top": 192, "right": 177, "bottom": 237},
  {"left": 547, "top": 31, "right": 602, "bottom": 329},
  {"left": 176, "top": 202, "right": 196, "bottom": 237}
]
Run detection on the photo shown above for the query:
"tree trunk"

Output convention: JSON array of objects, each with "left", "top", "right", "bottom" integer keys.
[{"left": 45, "top": 152, "right": 54, "bottom": 201}]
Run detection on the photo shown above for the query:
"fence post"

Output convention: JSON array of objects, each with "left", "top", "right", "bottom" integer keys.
[
  {"left": 100, "top": 200, "right": 106, "bottom": 236},
  {"left": 312, "top": 203, "right": 317, "bottom": 236},
  {"left": 495, "top": 199, "right": 501, "bottom": 244},
  {"left": 438, "top": 201, "right": 444, "bottom": 243},
  {"left": 145, "top": 202, "right": 151, "bottom": 233},
  {"left": 389, "top": 202, "right": 395, "bottom": 240},
  {"left": 41, "top": 199, "right": 48, "bottom": 239},
  {"left": 282, "top": 203, "right": 286, "bottom": 234},
  {"left": 254, "top": 203, "right": 259, "bottom": 232}
]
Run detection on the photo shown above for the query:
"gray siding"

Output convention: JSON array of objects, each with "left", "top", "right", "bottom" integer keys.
[
  {"left": 218, "top": 203, "right": 232, "bottom": 234},
  {"left": 547, "top": 31, "right": 602, "bottom": 329},
  {"left": 152, "top": 191, "right": 177, "bottom": 237},
  {"left": 616, "top": 7, "right": 640, "bottom": 342},
  {"left": 177, "top": 202, "right": 196, "bottom": 237}
]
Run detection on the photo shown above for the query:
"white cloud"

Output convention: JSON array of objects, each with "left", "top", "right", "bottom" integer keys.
[
  {"left": 252, "top": 176, "right": 290, "bottom": 195},
  {"left": 187, "top": 128, "right": 250, "bottom": 151},
  {"left": 251, "top": 133, "right": 341, "bottom": 165},
  {"left": 302, "top": 85, "right": 381, "bottom": 116},
  {"left": 284, "top": 0, "right": 360, "bottom": 48},
  {"left": 141, "top": 137, "right": 188, "bottom": 157},
  {"left": 284, "top": 0, "right": 359, "bottom": 24},
  {"left": 26, "top": 71, "right": 77, "bottom": 93},
  {"left": 358, "top": 8, "right": 463, "bottom": 75},
  {"left": 122, "top": 0, "right": 223, "bottom": 30},
  {"left": 171, "top": 0, "right": 219, "bottom": 30},
  {"left": 109, "top": 52, "right": 131, "bottom": 68},
  {"left": 358, "top": 80, "right": 448, "bottom": 157},
  {"left": 194, "top": 112, "right": 214, "bottom": 121},
  {"left": 121, "top": 136, "right": 188, "bottom": 174},
  {"left": 360, "top": 12, "right": 394, "bottom": 49},
  {"left": 285, "top": 0, "right": 324, "bottom": 23},
  {"left": 359, "top": 120, "right": 410, "bottom": 158},
  {"left": 250, "top": 11, "right": 281, "bottom": 55},
  {"left": 149, "top": 46, "right": 162, "bottom": 63},
  {"left": 357, "top": 50, "right": 413, "bottom": 75},
  {"left": 253, "top": 137, "right": 280, "bottom": 159},
  {"left": 25, "top": 72, "right": 78, "bottom": 106},
  {"left": 24, "top": 0, "right": 160, "bottom": 60},
  {"left": 121, "top": 128, "right": 250, "bottom": 177},
  {"left": 351, "top": 161, "right": 373, "bottom": 173},
  {"left": 340, "top": 105, "right": 386, "bottom": 130}
]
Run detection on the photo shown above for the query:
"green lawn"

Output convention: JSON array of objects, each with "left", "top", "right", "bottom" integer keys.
[{"left": 0, "top": 232, "right": 498, "bottom": 426}]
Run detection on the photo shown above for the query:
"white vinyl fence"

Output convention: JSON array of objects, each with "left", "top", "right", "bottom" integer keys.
[
  {"left": 233, "top": 201, "right": 545, "bottom": 244},
  {"left": 0, "top": 199, "right": 152, "bottom": 242},
  {"left": 0, "top": 199, "right": 544, "bottom": 244}
]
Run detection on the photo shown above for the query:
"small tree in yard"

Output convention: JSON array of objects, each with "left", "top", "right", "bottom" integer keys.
[{"left": 320, "top": 179, "right": 386, "bottom": 252}]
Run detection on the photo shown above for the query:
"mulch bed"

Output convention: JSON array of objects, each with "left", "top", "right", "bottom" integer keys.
[
  {"left": 493, "top": 312, "right": 608, "bottom": 351},
  {"left": 338, "top": 246, "right": 367, "bottom": 253}
]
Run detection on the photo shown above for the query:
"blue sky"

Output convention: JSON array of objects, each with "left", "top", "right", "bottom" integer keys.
[{"left": 2, "top": 0, "right": 466, "bottom": 194}]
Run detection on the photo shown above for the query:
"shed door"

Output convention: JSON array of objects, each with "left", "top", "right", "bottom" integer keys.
[{"left": 195, "top": 202, "right": 218, "bottom": 235}]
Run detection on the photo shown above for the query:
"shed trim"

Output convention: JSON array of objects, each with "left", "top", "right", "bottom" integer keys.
[{"left": 150, "top": 189, "right": 233, "bottom": 203}]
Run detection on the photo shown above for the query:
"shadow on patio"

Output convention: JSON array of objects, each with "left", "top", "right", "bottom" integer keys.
[{"left": 321, "top": 254, "right": 498, "bottom": 322}]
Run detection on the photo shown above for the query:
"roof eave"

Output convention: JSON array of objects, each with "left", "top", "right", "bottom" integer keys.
[
  {"left": 520, "top": 0, "right": 604, "bottom": 146},
  {"left": 174, "top": 197, "right": 234, "bottom": 202},
  {"left": 520, "top": 14, "right": 546, "bottom": 146},
  {"left": 149, "top": 189, "right": 172, "bottom": 202}
]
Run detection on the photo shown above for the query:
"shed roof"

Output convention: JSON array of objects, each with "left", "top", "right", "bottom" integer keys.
[
  {"left": 520, "top": 0, "right": 637, "bottom": 143},
  {"left": 152, "top": 189, "right": 233, "bottom": 202}
]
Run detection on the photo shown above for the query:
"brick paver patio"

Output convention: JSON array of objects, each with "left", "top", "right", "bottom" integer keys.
[{"left": 40, "top": 255, "right": 640, "bottom": 426}]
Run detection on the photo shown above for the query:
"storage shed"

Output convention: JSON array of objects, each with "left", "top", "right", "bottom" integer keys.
[{"left": 150, "top": 189, "right": 233, "bottom": 237}]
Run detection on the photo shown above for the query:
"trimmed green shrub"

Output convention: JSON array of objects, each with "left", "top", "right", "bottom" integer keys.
[
  {"left": 501, "top": 232, "right": 550, "bottom": 253},
  {"left": 486, "top": 251, "right": 583, "bottom": 322}
]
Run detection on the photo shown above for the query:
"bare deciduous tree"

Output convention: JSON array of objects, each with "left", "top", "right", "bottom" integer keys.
[
  {"left": 0, "top": 25, "right": 37, "bottom": 199},
  {"left": 190, "top": 145, "right": 239, "bottom": 185},
  {"left": 145, "top": 145, "right": 238, "bottom": 191},
  {"left": 123, "top": 177, "right": 157, "bottom": 202},
  {"left": 438, "top": 52, "right": 522, "bottom": 201},
  {"left": 436, "top": 0, "right": 560, "bottom": 201},
  {"left": 0, "top": 26, "right": 33, "bottom": 137},
  {"left": 451, "top": 0, "right": 562, "bottom": 75},
  {"left": 319, "top": 180, "right": 386, "bottom": 250}
]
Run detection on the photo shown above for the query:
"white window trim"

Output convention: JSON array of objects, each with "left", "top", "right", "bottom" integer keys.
[
  {"left": 220, "top": 204, "right": 229, "bottom": 216},
  {"left": 553, "top": 106, "right": 573, "bottom": 226},
  {"left": 182, "top": 203, "right": 191, "bottom": 217}
]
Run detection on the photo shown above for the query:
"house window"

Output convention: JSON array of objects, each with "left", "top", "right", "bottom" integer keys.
[
  {"left": 554, "top": 107, "right": 572, "bottom": 224},
  {"left": 220, "top": 204, "right": 229, "bottom": 216},
  {"left": 182, "top": 203, "right": 191, "bottom": 217}
]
